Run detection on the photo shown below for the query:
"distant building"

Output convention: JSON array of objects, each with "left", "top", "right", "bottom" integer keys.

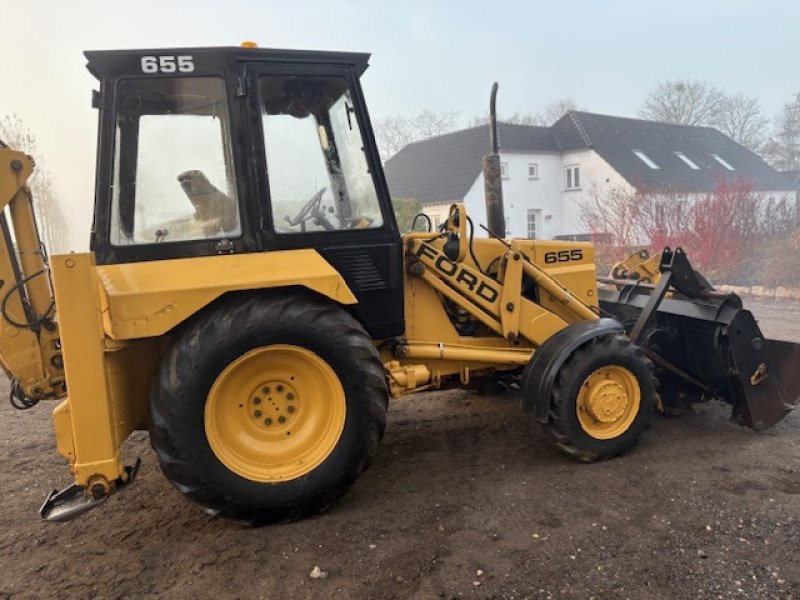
[{"left": 384, "top": 112, "right": 797, "bottom": 239}]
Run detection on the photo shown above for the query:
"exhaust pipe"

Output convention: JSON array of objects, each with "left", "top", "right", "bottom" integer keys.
[{"left": 482, "top": 82, "right": 506, "bottom": 237}]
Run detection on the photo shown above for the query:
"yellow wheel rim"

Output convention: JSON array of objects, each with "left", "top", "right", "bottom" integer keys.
[
  {"left": 204, "top": 345, "right": 346, "bottom": 483},
  {"left": 576, "top": 365, "right": 641, "bottom": 440}
]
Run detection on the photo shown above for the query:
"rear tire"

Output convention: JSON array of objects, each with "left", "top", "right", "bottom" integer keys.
[
  {"left": 548, "top": 334, "right": 656, "bottom": 462},
  {"left": 149, "top": 292, "right": 388, "bottom": 525}
]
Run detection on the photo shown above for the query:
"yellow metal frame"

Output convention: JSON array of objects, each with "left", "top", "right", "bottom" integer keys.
[
  {"left": 0, "top": 148, "right": 64, "bottom": 400},
  {"left": 610, "top": 249, "right": 662, "bottom": 283},
  {"left": 387, "top": 209, "right": 601, "bottom": 394}
]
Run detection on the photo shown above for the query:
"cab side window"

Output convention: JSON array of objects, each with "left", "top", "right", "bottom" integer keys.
[{"left": 110, "top": 77, "right": 240, "bottom": 245}]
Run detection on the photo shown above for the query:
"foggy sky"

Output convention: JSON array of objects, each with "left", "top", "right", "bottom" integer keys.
[{"left": 1, "top": 0, "right": 797, "bottom": 250}]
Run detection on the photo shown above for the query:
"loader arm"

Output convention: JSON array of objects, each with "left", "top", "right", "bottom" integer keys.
[{"left": 0, "top": 142, "right": 64, "bottom": 406}]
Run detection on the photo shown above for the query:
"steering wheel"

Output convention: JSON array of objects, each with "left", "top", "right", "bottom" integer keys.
[{"left": 285, "top": 187, "right": 327, "bottom": 228}]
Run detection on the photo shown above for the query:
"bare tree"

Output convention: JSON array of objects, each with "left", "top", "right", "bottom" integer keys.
[
  {"left": 373, "top": 116, "right": 417, "bottom": 162},
  {"left": 468, "top": 97, "right": 582, "bottom": 128},
  {"left": 538, "top": 97, "right": 581, "bottom": 125},
  {"left": 467, "top": 112, "right": 539, "bottom": 127},
  {"left": 714, "top": 94, "right": 769, "bottom": 153},
  {"left": 763, "top": 93, "right": 800, "bottom": 171},
  {"left": 411, "top": 109, "right": 459, "bottom": 139},
  {"left": 374, "top": 110, "right": 459, "bottom": 161},
  {"left": 640, "top": 79, "right": 727, "bottom": 126},
  {"left": 0, "top": 114, "right": 68, "bottom": 253}
]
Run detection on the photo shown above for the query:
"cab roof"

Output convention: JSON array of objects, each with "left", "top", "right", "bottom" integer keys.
[{"left": 84, "top": 46, "right": 371, "bottom": 80}]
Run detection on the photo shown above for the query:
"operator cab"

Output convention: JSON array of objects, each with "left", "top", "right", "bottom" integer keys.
[{"left": 86, "top": 46, "right": 403, "bottom": 338}]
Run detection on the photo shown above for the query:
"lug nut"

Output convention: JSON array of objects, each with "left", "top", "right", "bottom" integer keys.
[
  {"left": 265, "top": 417, "right": 272, "bottom": 425},
  {"left": 277, "top": 384, "right": 284, "bottom": 392},
  {"left": 254, "top": 410, "right": 262, "bottom": 417},
  {"left": 253, "top": 396, "right": 261, "bottom": 404},
  {"left": 278, "top": 415, "right": 286, "bottom": 423},
  {"left": 262, "top": 386, "right": 270, "bottom": 394},
  {"left": 287, "top": 405, "right": 295, "bottom": 413},
  {"left": 286, "top": 392, "right": 294, "bottom": 401}
]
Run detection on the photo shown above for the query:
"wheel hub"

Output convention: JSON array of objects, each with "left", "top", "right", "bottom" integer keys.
[
  {"left": 584, "top": 379, "right": 628, "bottom": 423},
  {"left": 576, "top": 365, "right": 641, "bottom": 440},
  {"left": 250, "top": 381, "right": 298, "bottom": 429}
]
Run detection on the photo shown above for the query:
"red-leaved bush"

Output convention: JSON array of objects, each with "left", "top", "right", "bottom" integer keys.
[{"left": 581, "top": 178, "right": 798, "bottom": 285}]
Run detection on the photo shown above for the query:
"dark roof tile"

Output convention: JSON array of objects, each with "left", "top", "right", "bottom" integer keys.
[{"left": 384, "top": 123, "right": 556, "bottom": 205}]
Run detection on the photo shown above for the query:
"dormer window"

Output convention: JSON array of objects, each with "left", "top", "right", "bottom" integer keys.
[
  {"left": 633, "top": 149, "right": 659, "bottom": 169},
  {"left": 711, "top": 154, "right": 735, "bottom": 170},
  {"left": 675, "top": 152, "right": 700, "bottom": 170}
]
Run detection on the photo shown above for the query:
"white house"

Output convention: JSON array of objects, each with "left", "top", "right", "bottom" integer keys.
[{"left": 384, "top": 112, "right": 798, "bottom": 239}]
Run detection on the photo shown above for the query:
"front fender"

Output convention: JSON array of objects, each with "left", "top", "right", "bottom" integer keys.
[{"left": 521, "top": 318, "right": 624, "bottom": 422}]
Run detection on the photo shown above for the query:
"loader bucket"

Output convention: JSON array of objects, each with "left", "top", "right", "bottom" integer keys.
[{"left": 599, "top": 281, "right": 800, "bottom": 430}]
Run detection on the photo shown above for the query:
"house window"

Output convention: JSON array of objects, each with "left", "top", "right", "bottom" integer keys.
[
  {"left": 528, "top": 163, "right": 539, "bottom": 179},
  {"left": 675, "top": 151, "right": 700, "bottom": 170},
  {"left": 711, "top": 154, "right": 735, "bottom": 170},
  {"left": 565, "top": 165, "right": 580, "bottom": 190},
  {"left": 500, "top": 162, "right": 508, "bottom": 178},
  {"left": 526, "top": 210, "right": 538, "bottom": 239},
  {"left": 633, "top": 149, "right": 660, "bottom": 169}
]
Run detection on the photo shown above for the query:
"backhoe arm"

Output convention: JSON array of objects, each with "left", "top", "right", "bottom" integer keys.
[{"left": 0, "top": 141, "right": 64, "bottom": 406}]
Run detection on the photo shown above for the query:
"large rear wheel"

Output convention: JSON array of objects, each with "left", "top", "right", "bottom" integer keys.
[
  {"left": 548, "top": 334, "right": 656, "bottom": 462},
  {"left": 149, "top": 292, "right": 388, "bottom": 524}
]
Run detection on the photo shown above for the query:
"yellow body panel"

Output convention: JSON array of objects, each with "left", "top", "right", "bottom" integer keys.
[
  {"left": 95, "top": 249, "right": 356, "bottom": 340},
  {"left": 390, "top": 228, "right": 601, "bottom": 393}
]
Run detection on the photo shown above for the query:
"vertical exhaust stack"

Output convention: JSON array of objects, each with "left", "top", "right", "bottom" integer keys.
[{"left": 482, "top": 83, "right": 506, "bottom": 237}]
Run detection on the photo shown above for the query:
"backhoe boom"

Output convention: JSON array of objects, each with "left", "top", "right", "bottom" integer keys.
[{"left": 0, "top": 142, "right": 64, "bottom": 406}]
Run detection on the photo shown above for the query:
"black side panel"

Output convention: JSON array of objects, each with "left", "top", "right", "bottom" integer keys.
[{"left": 319, "top": 243, "right": 404, "bottom": 339}]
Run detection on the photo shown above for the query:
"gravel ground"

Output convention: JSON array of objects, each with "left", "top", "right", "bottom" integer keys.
[{"left": 0, "top": 297, "right": 798, "bottom": 599}]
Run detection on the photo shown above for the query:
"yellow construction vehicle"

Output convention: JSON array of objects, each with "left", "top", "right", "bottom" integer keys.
[{"left": 1, "top": 45, "right": 798, "bottom": 524}]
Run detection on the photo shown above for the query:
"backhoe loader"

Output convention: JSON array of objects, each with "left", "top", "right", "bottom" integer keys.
[{"left": 1, "top": 45, "right": 798, "bottom": 525}]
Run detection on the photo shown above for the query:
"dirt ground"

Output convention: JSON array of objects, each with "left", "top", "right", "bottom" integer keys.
[{"left": 1, "top": 298, "right": 799, "bottom": 600}]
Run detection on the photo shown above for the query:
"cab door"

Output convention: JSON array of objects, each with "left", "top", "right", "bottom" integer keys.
[{"left": 245, "top": 64, "right": 404, "bottom": 339}]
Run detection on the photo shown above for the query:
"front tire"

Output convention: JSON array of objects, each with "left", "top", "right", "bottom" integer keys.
[
  {"left": 548, "top": 334, "right": 656, "bottom": 462},
  {"left": 149, "top": 292, "right": 388, "bottom": 525}
]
